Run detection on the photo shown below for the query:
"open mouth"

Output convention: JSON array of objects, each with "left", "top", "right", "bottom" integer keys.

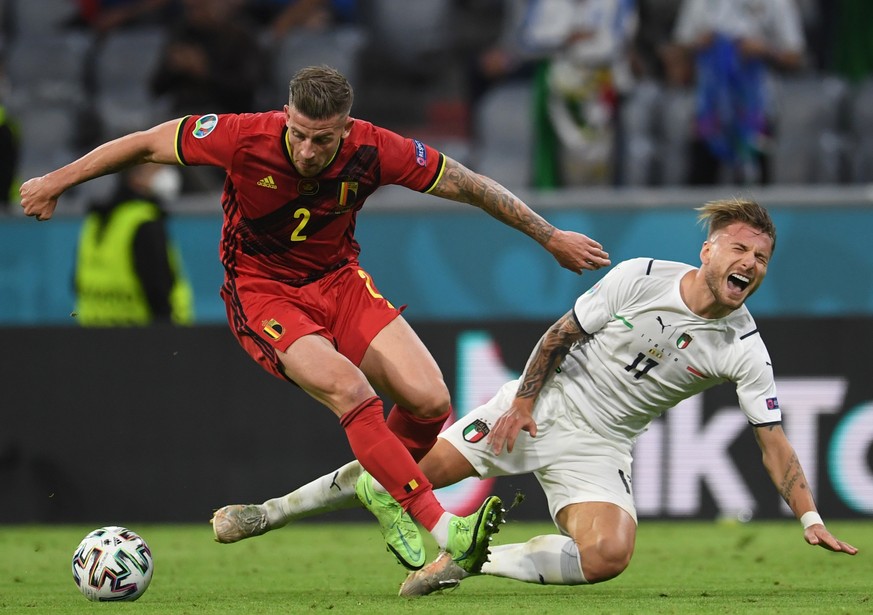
[{"left": 727, "top": 273, "right": 750, "bottom": 292}]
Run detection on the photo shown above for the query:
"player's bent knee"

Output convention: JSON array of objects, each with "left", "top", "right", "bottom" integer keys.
[
  {"left": 581, "top": 539, "right": 632, "bottom": 583},
  {"left": 317, "top": 378, "right": 379, "bottom": 415},
  {"left": 424, "top": 386, "right": 452, "bottom": 418},
  {"left": 584, "top": 559, "right": 629, "bottom": 584},
  {"left": 404, "top": 382, "right": 451, "bottom": 419}
]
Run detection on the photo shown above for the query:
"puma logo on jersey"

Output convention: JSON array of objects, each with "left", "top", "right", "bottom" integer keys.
[{"left": 257, "top": 175, "right": 278, "bottom": 189}]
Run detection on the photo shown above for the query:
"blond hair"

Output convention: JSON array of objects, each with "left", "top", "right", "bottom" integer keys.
[{"left": 697, "top": 198, "right": 777, "bottom": 252}]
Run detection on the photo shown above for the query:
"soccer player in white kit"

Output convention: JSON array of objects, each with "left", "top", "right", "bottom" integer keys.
[{"left": 212, "top": 199, "right": 857, "bottom": 594}]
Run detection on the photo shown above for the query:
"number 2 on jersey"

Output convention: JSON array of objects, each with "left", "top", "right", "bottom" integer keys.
[{"left": 290, "top": 208, "right": 310, "bottom": 241}]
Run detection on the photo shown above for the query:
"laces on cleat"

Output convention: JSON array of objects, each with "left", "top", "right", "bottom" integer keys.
[{"left": 445, "top": 495, "right": 504, "bottom": 574}]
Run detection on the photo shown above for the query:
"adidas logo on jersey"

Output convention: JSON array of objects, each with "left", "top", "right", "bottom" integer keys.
[{"left": 257, "top": 175, "right": 278, "bottom": 189}]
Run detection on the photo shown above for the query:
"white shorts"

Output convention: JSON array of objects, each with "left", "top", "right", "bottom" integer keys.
[{"left": 439, "top": 379, "right": 638, "bottom": 524}]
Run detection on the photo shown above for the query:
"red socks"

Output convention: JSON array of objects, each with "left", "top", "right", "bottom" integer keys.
[
  {"left": 340, "top": 397, "right": 444, "bottom": 529},
  {"left": 386, "top": 404, "right": 451, "bottom": 462}
]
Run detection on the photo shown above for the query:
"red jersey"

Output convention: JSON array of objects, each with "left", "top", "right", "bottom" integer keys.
[{"left": 174, "top": 111, "right": 445, "bottom": 282}]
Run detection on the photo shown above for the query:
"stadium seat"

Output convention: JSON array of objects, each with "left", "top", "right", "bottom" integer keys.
[
  {"left": 15, "top": 107, "right": 77, "bottom": 183},
  {"left": 654, "top": 87, "right": 695, "bottom": 186},
  {"left": 5, "top": 30, "right": 92, "bottom": 111},
  {"left": 470, "top": 80, "right": 535, "bottom": 190},
  {"left": 357, "top": 0, "right": 453, "bottom": 77},
  {"left": 92, "top": 26, "right": 170, "bottom": 138},
  {"left": 273, "top": 26, "right": 368, "bottom": 93},
  {"left": 9, "top": 0, "right": 77, "bottom": 34},
  {"left": 620, "top": 79, "right": 663, "bottom": 186},
  {"left": 770, "top": 75, "right": 849, "bottom": 184},
  {"left": 846, "top": 78, "right": 873, "bottom": 183}
]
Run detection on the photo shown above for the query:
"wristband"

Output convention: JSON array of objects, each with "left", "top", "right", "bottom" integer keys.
[{"left": 800, "top": 511, "right": 823, "bottom": 529}]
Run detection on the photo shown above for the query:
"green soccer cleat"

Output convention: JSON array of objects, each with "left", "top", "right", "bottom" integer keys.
[
  {"left": 445, "top": 495, "right": 505, "bottom": 573},
  {"left": 355, "top": 471, "right": 425, "bottom": 570},
  {"left": 210, "top": 504, "right": 269, "bottom": 543}
]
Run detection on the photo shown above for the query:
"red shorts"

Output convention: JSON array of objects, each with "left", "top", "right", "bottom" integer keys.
[{"left": 221, "top": 261, "right": 403, "bottom": 381}]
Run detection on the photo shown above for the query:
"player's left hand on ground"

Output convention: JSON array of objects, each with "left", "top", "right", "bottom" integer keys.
[
  {"left": 546, "top": 229, "right": 610, "bottom": 274},
  {"left": 488, "top": 405, "right": 537, "bottom": 455},
  {"left": 804, "top": 525, "right": 859, "bottom": 555}
]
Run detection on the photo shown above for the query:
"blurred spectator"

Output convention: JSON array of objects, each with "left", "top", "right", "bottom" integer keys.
[
  {"left": 67, "top": 0, "right": 177, "bottom": 33},
  {"left": 527, "top": 0, "right": 638, "bottom": 187},
  {"left": 0, "top": 98, "right": 19, "bottom": 212},
  {"left": 246, "top": 0, "right": 359, "bottom": 45},
  {"left": 149, "top": 0, "right": 264, "bottom": 115},
  {"left": 671, "top": 0, "right": 805, "bottom": 185},
  {"left": 459, "top": 0, "right": 545, "bottom": 118},
  {"left": 149, "top": 0, "right": 264, "bottom": 190},
  {"left": 631, "top": 0, "right": 683, "bottom": 81},
  {"left": 74, "top": 163, "right": 193, "bottom": 326},
  {"left": 793, "top": 0, "right": 826, "bottom": 70},
  {"left": 60, "top": 2, "right": 179, "bottom": 154}
]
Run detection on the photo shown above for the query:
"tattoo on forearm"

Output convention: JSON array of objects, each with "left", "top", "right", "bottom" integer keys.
[
  {"left": 516, "top": 312, "right": 589, "bottom": 399},
  {"left": 434, "top": 159, "right": 555, "bottom": 244},
  {"left": 778, "top": 453, "right": 809, "bottom": 504}
]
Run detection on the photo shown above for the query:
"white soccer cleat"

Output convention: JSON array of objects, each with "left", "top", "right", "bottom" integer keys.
[
  {"left": 398, "top": 551, "right": 471, "bottom": 597},
  {"left": 211, "top": 504, "right": 269, "bottom": 543}
]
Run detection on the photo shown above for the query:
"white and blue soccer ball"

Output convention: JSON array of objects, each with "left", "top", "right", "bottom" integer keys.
[{"left": 71, "top": 526, "right": 154, "bottom": 601}]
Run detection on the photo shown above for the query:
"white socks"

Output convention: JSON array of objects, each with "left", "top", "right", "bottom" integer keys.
[
  {"left": 269, "top": 463, "right": 456, "bottom": 548},
  {"left": 262, "top": 460, "right": 362, "bottom": 527},
  {"left": 482, "top": 535, "right": 587, "bottom": 585},
  {"left": 258, "top": 464, "right": 587, "bottom": 586},
  {"left": 430, "top": 513, "right": 452, "bottom": 549}
]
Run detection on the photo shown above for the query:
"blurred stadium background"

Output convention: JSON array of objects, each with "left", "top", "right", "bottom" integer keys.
[{"left": 1, "top": 1, "right": 872, "bottom": 526}]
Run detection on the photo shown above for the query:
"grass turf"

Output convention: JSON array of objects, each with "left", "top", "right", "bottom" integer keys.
[{"left": 0, "top": 520, "right": 869, "bottom": 614}]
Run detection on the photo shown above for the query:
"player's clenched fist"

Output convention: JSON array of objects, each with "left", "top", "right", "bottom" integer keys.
[{"left": 20, "top": 176, "right": 60, "bottom": 221}]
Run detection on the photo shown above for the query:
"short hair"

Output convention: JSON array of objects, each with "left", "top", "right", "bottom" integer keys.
[
  {"left": 287, "top": 65, "right": 353, "bottom": 119},
  {"left": 697, "top": 198, "right": 777, "bottom": 253}
]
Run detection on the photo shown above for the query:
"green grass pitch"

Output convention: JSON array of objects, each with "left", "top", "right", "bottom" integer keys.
[{"left": 0, "top": 520, "right": 869, "bottom": 614}]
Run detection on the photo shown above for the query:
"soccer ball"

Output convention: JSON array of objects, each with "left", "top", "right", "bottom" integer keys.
[{"left": 71, "top": 526, "right": 154, "bottom": 601}]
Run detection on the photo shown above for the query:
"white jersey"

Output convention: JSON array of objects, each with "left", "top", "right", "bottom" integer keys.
[
  {"left": 555, "top": 257, "right": 781, "bottom": 441},
  {"left": 673, "top": 0, "right": 805, "bottom": 54}
]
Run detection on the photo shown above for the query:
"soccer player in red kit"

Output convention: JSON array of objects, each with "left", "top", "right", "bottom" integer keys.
[{"left": 20, "top": 66, "right": 610, "bottom": 574}]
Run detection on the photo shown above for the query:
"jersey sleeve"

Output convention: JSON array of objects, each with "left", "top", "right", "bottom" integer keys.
[
  {"left": 372, "top": 126, "right": 446, "bottom": 193},
  {"left": 735, "top": 340, "right": 782, "bottom": 426},
  {"left": 174, "top": 113, "right": 241, "bottom": 170},
  {"left": 572, "top": 259, "right": 641, "bottom": 334}
]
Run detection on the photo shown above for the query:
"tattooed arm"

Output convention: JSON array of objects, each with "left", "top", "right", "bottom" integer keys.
[
  {"left": 488, "top": 311, "right": 591, "bottom": 454},
  {"left": 430, "top": 157, "right": 610, "bottom": 274},
  {"left": 753, "top": 424, "right": 857, "bottom": 554}
]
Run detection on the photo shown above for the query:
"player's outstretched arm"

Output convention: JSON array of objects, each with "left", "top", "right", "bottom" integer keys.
[
  {"left": 20, "top": 120, "right": 181, "bottom": 221},
  {"left": 753, "top": 424, "right": 858, "bottom": 555},
  {"left": 489, "top": 310, "right": 591, "bottom": 454},
  {"left": 429, "top": 156, "right": 611, "bottom": 274}
]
